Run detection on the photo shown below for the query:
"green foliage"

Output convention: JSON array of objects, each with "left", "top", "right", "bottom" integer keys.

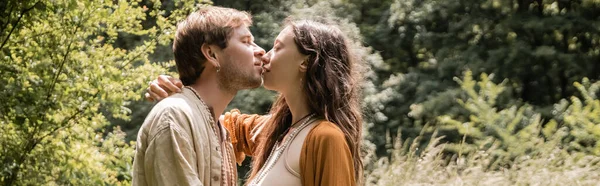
[
  {"left": 0, "top": 0, "right": 207, "bottom": 184},
  {"left": 356, "top": 0, "right": 600, "bottom": 159},
  {"left": 438, "top": 70, "right": 546, "bottom": 166},
  {"left": 439, "top": 70, "right": 600, "bottom": 167},
  {"left": 366, "top": 70, "right": 600, "bottom": 185},
  {"left": 552, "top": 78, "right": 600, "bottom": 155}
]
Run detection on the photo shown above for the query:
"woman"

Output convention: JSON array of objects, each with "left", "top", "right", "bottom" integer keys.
[{"left": 148, "top": 19, "right": 363, "bottom": 186}]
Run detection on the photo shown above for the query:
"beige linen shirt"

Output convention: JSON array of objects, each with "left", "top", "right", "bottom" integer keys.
[{"left": 132, "top": 88, "right": 237, "bottom": 186}]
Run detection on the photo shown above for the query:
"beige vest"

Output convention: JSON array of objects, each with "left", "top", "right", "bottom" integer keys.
[{"left": 251, "top": 122, "right": 318, "bottom": 186}]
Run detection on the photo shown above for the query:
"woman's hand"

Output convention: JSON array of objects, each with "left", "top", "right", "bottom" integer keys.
[{"left": 145, "top": 75, "right": 183, "bottom": 102}]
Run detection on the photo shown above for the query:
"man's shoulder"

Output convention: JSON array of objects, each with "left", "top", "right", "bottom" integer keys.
[
  {"left": 141, "top": 93, "right": 197, "bottom": 130},
  {"left": 153, "top": 93, "right": 192, "bottom": 112},
  {"left": 142, "top": 92, "right": 212, "bottom": 132}
]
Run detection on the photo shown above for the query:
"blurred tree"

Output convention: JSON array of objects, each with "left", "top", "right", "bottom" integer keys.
[
  {"left": 551, "top": 78, "right": 600, "bottom": 156},
  {"left": 362, "top": 0, "right": 600, "bottom": 156},
  {"left": 0, "top": 0, "right": 206, "bottom": 184},
  {"left": 438, "top": 70, "right": 546, "bottom": 167},
  {"left": 438, "top": 70, "right": 600, "bottom": 168}
]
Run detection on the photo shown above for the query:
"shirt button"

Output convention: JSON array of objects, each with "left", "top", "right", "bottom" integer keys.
[
  {"left": 212, "top": 175, "right": 220, "bottom": 182},
  {"left": 216, "top": 146, "right": 220, "bottom": 151}
]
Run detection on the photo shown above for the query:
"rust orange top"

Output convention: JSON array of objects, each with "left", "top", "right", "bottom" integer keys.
[{"left": 222, "top": 109, "right": 356, "bottom": 186}]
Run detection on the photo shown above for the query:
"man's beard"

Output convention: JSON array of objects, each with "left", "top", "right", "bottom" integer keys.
[{"left": 217, "top": 62, "right": 262, "bottom": 93}]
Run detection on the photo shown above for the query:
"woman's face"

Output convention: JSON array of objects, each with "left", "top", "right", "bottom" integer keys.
[{"left": 261, "top": 26, "right": 308, "bottom": 92}]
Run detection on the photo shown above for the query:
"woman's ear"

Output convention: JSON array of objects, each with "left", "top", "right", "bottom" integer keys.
[
  {"left": 201, "top": 43, "right": 219, "bottom": 68},
  {"left": 299, "top": 58, "right": 309, "bottom": 72}
]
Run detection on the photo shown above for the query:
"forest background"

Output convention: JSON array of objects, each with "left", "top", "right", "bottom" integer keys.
[{"left": 1, "top": 0, "right": 600, "bottom": 185}]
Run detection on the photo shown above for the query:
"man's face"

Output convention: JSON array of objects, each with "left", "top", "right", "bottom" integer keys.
[{"left": 217, "top": 25, "right": 265, "bottom": 92}]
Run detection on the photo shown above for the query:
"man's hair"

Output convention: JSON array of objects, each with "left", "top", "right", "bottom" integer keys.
[{"left": 173, "top": 6, "right": 252, "bottom": 86}]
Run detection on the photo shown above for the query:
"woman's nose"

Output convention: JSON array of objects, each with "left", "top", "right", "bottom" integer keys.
[{"left": 261, "top": 50, "right": 272, "bottom": 65}]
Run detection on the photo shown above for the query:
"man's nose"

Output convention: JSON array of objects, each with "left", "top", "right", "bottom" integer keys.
[{"left": 254, "top": 44, "right": 265, "bottom": 57}]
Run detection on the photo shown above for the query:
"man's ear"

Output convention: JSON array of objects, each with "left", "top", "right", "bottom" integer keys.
[{"left": 201, "top": 43, "right": 219, "bottom": 68}]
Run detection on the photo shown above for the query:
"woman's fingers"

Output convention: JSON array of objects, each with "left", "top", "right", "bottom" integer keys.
[
  {"left": 149, "top": 80, "right": 169, "bottom": 99},
  {"left": 144, "top": 92, "right": 155, "bottom": 102},
  {"left": 144, "top": 75, "right": 182, "bottom": 103},
  {"left": 158, "top": 75, "right": 182, "bottom": 93},
  {"left": 147, "top": 84, "right": 165, "bottom": 102},
  {"left": 149, "top": 88, "right": 163, "bottom": 101}
]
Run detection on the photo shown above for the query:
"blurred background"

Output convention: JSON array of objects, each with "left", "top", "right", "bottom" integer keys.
[{"left": 1, "top": 0, "right": 599, "bottom": 185}]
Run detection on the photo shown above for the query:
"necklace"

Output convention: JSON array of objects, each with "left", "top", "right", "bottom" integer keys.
[
  {"left": 249, "top": 113, "right": 316, "bottom": 185},
  {"left": 278, "top": 113, "right": 315, "bottom": 145},
  {"left": 185, "top": 86, "right": 219, "bottom": 135},
  {"left": 184, "top": 86, "right": 235, "bottom": 185}
]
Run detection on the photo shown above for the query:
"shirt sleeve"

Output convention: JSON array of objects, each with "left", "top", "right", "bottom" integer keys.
[
  {"left": 222, "top": 109, "right": 270, "bottom": 164},
  {"left": 144, "top": 112, "right": 204, "bottom": 186},
  {"left": 300, "top": 122, "right": 356, "bottom": 186}
]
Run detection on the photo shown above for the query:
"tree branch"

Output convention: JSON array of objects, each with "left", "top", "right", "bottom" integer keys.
[
  {"left": 46, "top": 26, "right": 78, "bottom": 101},
  {"left": 118, "top": 42, "right": 154, "bottom": 70},
  {"left": 10, "top": 21, "right": 85, "bottom": 185},
  {"left": 4, "top": 138, "right": 37, "bottom": 186},
  {"left": 37, "top": 106, "right": 87, "bottom": 144},
  {"left": 0, "top": 2, "right": 16, "bottom": 34},
  {"left": 4, "top": 104, "right": 87, "bottom": 186},
  {"left": 0, "top": 1, "right": 41, "bottom": 51}
]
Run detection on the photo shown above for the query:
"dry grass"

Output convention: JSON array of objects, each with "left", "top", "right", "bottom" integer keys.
[{"left": 365, "top": 131, "right": 600, "bottom": 186}]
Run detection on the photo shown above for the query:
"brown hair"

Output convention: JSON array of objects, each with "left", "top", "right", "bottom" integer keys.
[
  {"left": 250, "top": 19, "right": 364, "bottom": 184},
  {"left": 173, "top": 6, "right": 252, "bottom": 86}
]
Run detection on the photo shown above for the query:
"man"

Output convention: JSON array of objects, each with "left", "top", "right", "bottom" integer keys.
[{"left": 132, "top": 6, "right": 265, "bottom": 186}]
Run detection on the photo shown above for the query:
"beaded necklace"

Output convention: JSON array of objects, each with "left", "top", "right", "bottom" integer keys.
[{"left": 185, "top": 86, "right": 236, "bottom": 185}]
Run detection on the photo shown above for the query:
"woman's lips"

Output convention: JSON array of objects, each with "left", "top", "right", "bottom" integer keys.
[{"left": 261, "top": 65, "right": 270, "bottom": 73}]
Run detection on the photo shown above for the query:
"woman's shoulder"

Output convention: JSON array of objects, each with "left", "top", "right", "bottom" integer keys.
[
  {"left": 301, "top": 120, "right": 351, "bottom": 164},
  {"left": 306, "top": 120, "right": 345, "bottom": 143}
]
